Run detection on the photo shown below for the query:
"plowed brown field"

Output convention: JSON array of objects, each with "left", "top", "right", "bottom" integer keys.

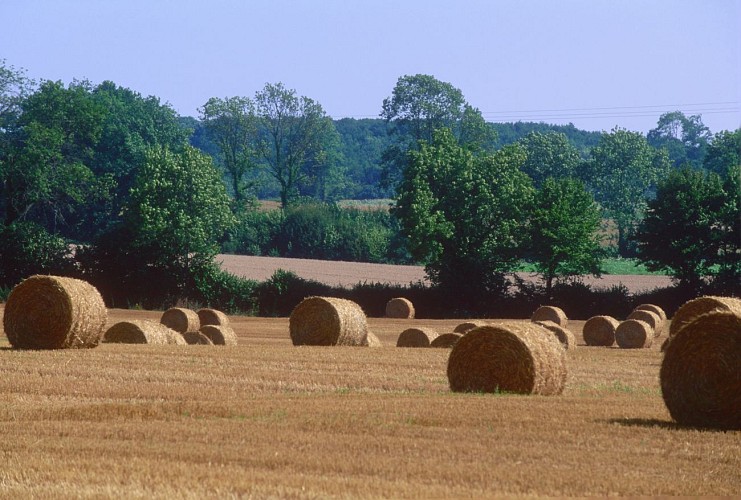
[{"left": 1, "top": 305, "right": 738, "bottom": 498}]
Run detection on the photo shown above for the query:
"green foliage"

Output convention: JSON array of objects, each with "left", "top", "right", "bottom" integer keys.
[
  {"left": 0, "top": 221, "right": 73, "bottom": 288},
  {"left": 255, "top": 269, "right": 331, "bottom": 316},
  {"left": 222, "top": 207, "right": 283, "bottom": 255},
  {"left": 516, "top": 131, "right": 581, "bottom": 188},
  {"left": 491, "top": 122, "right": 601, "bottom": 156},
  {"left": 192, "top": 263, "right": 258, "bottom": 314},
  {"left": 647, "top": 111, "right": 711, "bottom": 169},
  {"left": 703, "top": 129, "right": 741, "bottom": 176}
]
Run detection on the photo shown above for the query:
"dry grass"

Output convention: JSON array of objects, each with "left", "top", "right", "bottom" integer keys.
[{"left": 0, "top": 306, "right": 739, "bottom": 497}]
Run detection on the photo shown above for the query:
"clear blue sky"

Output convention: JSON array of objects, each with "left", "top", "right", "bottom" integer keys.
[{"left": 2, "top": 0, "right": 739, "bottom": 133}]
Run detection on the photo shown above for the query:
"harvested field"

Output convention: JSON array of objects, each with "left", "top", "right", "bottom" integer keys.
[{"left": 1, "top": 305, "right": 739, "bottom": 497}]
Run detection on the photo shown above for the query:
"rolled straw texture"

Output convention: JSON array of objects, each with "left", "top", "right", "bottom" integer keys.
[
  {"left": 362, "top": 331, "right": 382, "bottom": 347},
  {"left": 396, "top": 327, "right": 439, "bottom": 347},
  {"left": 531, "top": 306, "right": 568, "bottom": 327},
  {"left": 197, "top": 308, "right": 230, "bottom": 328},
  {"left": 627, "top": 309, "right": 663, "bottom": 337},
  {"left": 182, "top": 331, "right": 214, "bottom": 345},
  {"left": 661, "top": 310, "right": 741, "bottom": 430},
  {"left": 199, "top": 325, "right": 238, "bottom": 346},
  {"left": 4, "top": 275, "right": 107, "bottom": 349},
  {"left": 534, "top": 320, "right": 576, "bottom": 350},
  {"left": 104, "top": 320, "right": 185, "bottom": 345},
  {"left": 634, "top": 303, "right": 667, "bottom": 322},
  {"left": 385, "top": 297, "right": 415, "bottom": 319},
  {"left": 615, "top": 319, "right": 653, "bottom": 349},
  {"left": 453, "top": 321, "right": 489, "bottom": 334},
  {"left": 289, "top": 296, "right": 368, "bottom": 346},
  {"left": 669, "top": 296, "right": 741, "bottom": 337},
  {"left": 447, "top": 323, "right": 567, "bottom": 396},
  {"left": 430, "top": 332, "right": 462, "bottom": 348},
  {"left": 583, "top": 315, "right": 619, "bottom": 347},
  {"left": 160, "top": 307, "right": 200, "bottom": 333}
]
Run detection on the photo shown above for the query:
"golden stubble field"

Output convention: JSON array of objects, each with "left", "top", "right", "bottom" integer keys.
[{"left": 1, "top": 306, "right": 739, "bottom": 498}]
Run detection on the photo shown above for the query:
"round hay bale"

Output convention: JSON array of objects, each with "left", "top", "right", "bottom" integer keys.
[
  {"left": 447, "top": 323, "right": 567, "bottom": 396},
  {"left": 582, "top": 315, "right": 619, "bottom": 347},
  {"left": 430, "top": 332, "right": 462, "bottom": 348},
  {"left": 634, "top": 303, "right": 667, "bottom": 322},
  {"left": 396, "top": 327, "right": 439, "bottom": 347},
  {"left": 453, "top": 321, "right": 489, "bottom": 334},
  {"left": 182, "top": 331, "right": 214, "bottom": 345},
  {"left": 669, "top": 296, "right": 741, "bottom": 337},
  {"left": 104, "top": 320, "right": 185, "bottom": 345},
  {"left": 3, "top": 275, "right": 108, "bottom": 350},
  {"left": 660, "top": 336, "right": 671, "bottom": 352},
  {"left": 385, "top": 297, "right": 415, "bottom": 319},
  {"left": 289, "top": 296, "right": 368, "bottom": 346},
  {"left": 531, "top": 305, "right": 568, "bottom": 327},
  {"left": 160, "top": 307, "right": 200, "bottom": 333},
  {"left": 627, "top": 309, "right": 663, "bottom": 337},
  {"left": 615, "top": 319, "right": 653, "bottom": 349},
  {"left": 196, "top": 308, "right": 230, "bottom": 328},
  {"left": 660, "top": 310, "right": 741, "bottom": 430},
  {"left": 534, "top": 320, "right": 576, "bottom": 350},
  {"left": 199, "top": 324, "right": 238, "bottom": 346},
  {"left": 363, "top": 331, "right": 382, "bottom": 347}
]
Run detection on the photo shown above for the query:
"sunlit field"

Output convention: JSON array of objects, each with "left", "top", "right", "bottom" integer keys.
[{"left": 1, "top": 307, "right": 738, "bottom": 497}]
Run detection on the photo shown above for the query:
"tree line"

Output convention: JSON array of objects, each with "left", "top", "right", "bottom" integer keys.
[{"left": 0, "top": 60, "right": 738, "bottom": 312}]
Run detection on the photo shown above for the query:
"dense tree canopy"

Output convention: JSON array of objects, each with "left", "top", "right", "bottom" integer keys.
[
  {"left": 516, "top": 131, "right": 581, "bottom": 188},
  {"left": 703, "top": 129, "right": 740, "bottom": 176},
  {"left": 647, "top": 111, "right": 711, "bottom": 170}
]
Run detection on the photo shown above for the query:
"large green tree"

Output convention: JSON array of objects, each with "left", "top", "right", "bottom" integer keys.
[
  {"left": 647, "top": 111, "right": 711, "bottom": 169},
  {"left": 703, "top": 129, "right": 740, "bottom": 176},
  {"left": 585, "top": 127, "right": 669, "bottom": 256},
  {"left": 516, "top": 131, "right": 581, "bottom": 188},
  {"left": 393, "top": 128, "right": 532, "bottom": 305},
  {"left": 527, "top": 178, "right": 603, "bottom": 298},
  {"left": 0, "top": 59, "right": 34, "bottom": 130}
]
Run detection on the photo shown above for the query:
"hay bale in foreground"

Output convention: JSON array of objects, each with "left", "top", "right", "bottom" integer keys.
[
  {"left": 362, "top": 331, "right": 382, "bottom": 347},
  {"left": 615, "top": 319, "right": 653, "bottom": 349},
  {"left": 447, "top": 323, "right": 567, "bottom": 396},
  {"left": 661, "top": 310, "right": 741, "bottom": 430},
  {"left": 385, "top": 297, "right": 415, "bottom": 319},
  {"left": 582, "top": 315, "right": 619, "bottom": 347},
  {"left": 531, "top": 306, "right": 568, "bottom": 327},
  {"left": 669, "top": 296, "right": 741, "bottom": 337},
  {"left": 197, "top": 308, "right": 230, "bottom": 328},
  {"left": 3, "top": 275, "right": 108, "bottom": 349},
  {"left": 199, "top": 324, "right": 238, "bottom": 346},
  {"left": 104, "top": 320, "right": 186, "bottom": 345},
  {"left": 634, "top": 303, "right": 667, "bottom": 322},
  {"left": 627, "top": 309, "right": 663, "bottom": 337},
  {"left": 453, "top": 321, "right": 489, "bottom": 334},
  {"left": 160, "top": 307, "right": 200, "bottom": 334},
  {"left": 430, "top": 332, "right": 462, "bottom": 348},
  {"left": 182, "top": 331, "right": 214, "bottom": 345},
  {"left": 534, "top": 320, "right": 576, "bottom": 350},
  {"left": 289, "top": 296, "right": 368, "bottom": 346},
  {"left": 396, "top": 327, "right": 439, "bottom": 347}
]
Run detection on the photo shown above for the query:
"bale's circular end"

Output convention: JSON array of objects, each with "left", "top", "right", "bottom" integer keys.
[
  {"left": 531, "top": 306, "right": 568, "bottom": 327},
  {"left": 196, "top": 308, "right": 230, "bottom": 328},
  {"left": 199, "top": 325, "right": 238, "bottom": 346},
  {"left": 534, "top": 320, "right": 576, "bottom": 350},
  {"left": 447, "top": 323, "right": 567, "bottom": 396},
  {"left": 583, "top": 315, "right": 619, "bottom": 346},
  {"left": 669, "top": 296, "right": 741, "bottom": 337},
  {"left": 615, "top": 319, "right": 653, "bottom": 349},
  {"left": 661, "top": 310, "right": 741, "bottom": 430},
  {"left": 627, "top": 309, "right": 663, "bottom": 337},
  {"left": 385, "top": 297, "right": 415, "bottom": 319},
  {"left": 160, "top": 307, "right": 200, "bottom": 333},
  {"left": 634, "top": 303, "right": 667, "bottom": 322},
  {"left": 3, "top": 275, "right": 107, "bottom": 349},
  {"left": 430, "top": 332, "right": 462, "bottom": 348},
  {"left": 104, "top": 320, "right": 185, "bottom": 345},
  {"left": 182, "top": 331, "right": 214, "bottom": 345},
  {"left": 289, "top": 296, "right": 368, "bottom": 346},
  {"left": 396, "top": 327, "right": 438, "bottom": 347},
  {"left": 453, "top": 321, "right": 489, "bottom": 334}
]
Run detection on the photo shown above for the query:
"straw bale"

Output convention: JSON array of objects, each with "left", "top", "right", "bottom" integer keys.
[
  {"left": 104, "top": 320, "right": 185, "bottom": 345},
  {"left": 534, "top": 320, "right": 576, "bottom": 350},
  {"left": 660, "top": 310, "right": 741, "bottom": 430},
  {"left": 3, "top": 275, "right": 107, "bottom": 349},
  {"left": 362, "top": 331, "right": 382, "bottom": 347},
  {"left": 182, "top": 331, "right": 214, "bottom": 345},
  {"left": 582, "top": 315, "right": 619, "bottom": 347},
  {"left": 199, "top": 324, "right": 238, "bottom": 346},
  {"left": 531, "top": 305, "right": 568, "bottom": 327},
  {"left": 385, "top": 297, "right": 415, "bottom": 319},
  {"left": 453, "top": 321, "right": 489, "bottom": 334},
  {"left": 197, "top": 308, "right": 230, "bottom": 328},
  {"left": 447, "top": 323, "right": 567, "bottom": 396},
  {"left": 430, "top": 332, "right": 463, "bottom": 348},
  {"left": 627, "top": 309, "right": 663, "bottom": 337},
  {"left": 160, "top": 307, "right": 200, "bottom": 333},
  {"left": 615, "top": 319, "right": 653, "bottom": 349},
  {"left": 396, "top": 327, "right": 439, "bottom": 347},
  {"left": 634, "top": 303, "right": 667, "bottom": 322},
  {"left": 669, "top": 295, "right": 741, "bottom": 337},
  {"left": 289, "top": 296, "right": 368, "bottom": 346}
]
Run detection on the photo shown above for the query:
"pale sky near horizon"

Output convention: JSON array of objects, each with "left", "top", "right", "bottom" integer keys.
[{"left": 2, "top": 0, "right": 740, "bottom": 134}]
